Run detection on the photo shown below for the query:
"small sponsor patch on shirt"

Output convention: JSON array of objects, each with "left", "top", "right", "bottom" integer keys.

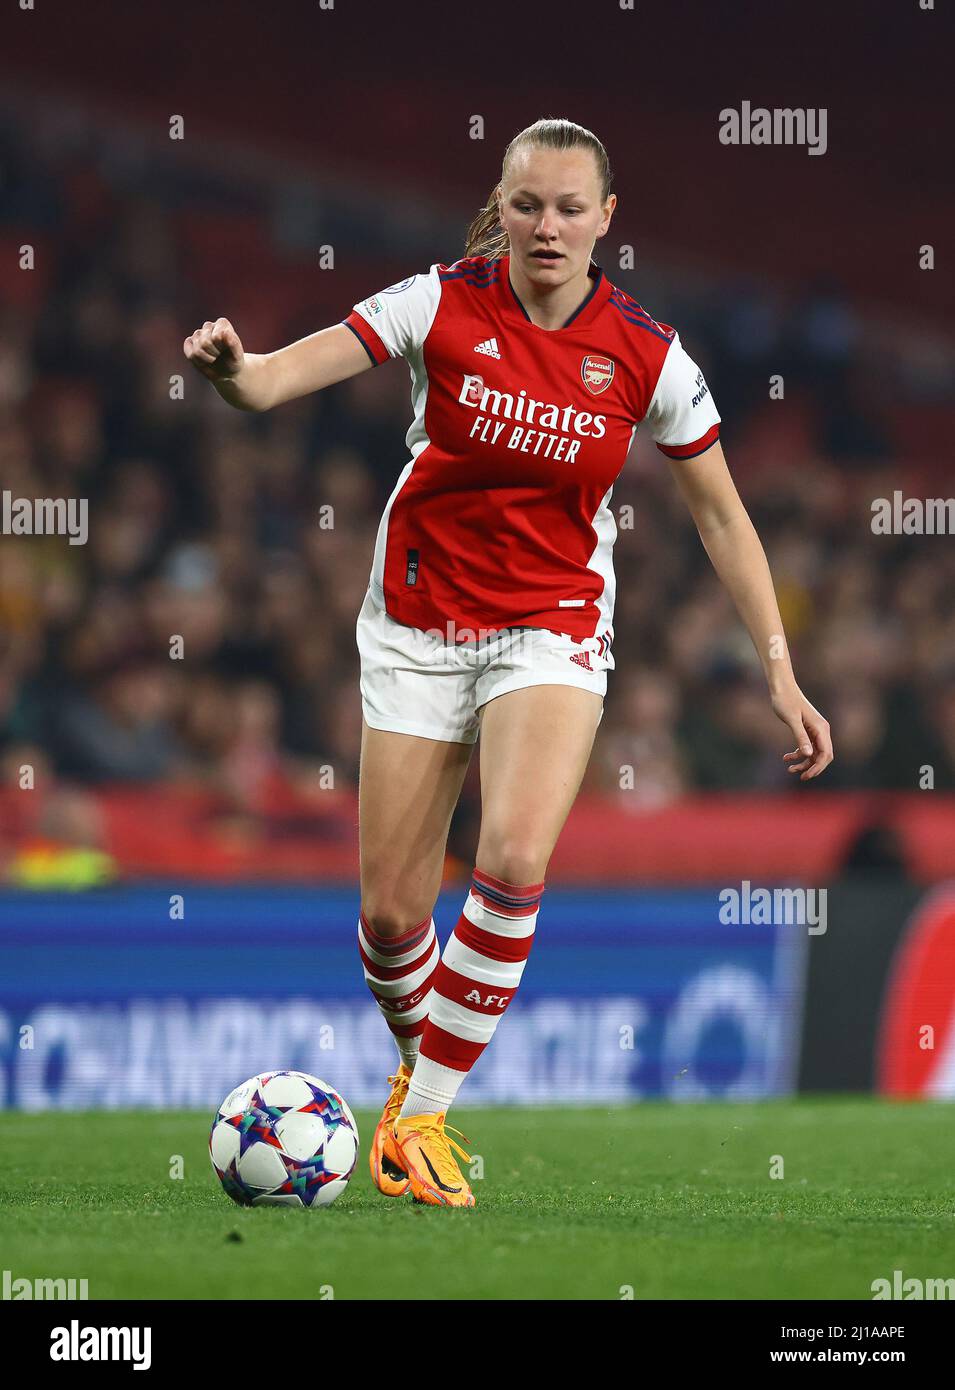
[
  {"left": 558, "top": 599, "right": 586, "bottom": 607},
  {"left": 362, "top": 296, "right": 383, "bottom": 316}
]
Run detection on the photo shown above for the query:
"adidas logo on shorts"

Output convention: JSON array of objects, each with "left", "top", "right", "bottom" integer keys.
[
  {"left": 569, "top": 650, "right": 593, "bottom": 670},
  {"left": 474, "top": 337, "right": 501, "bottom": 359}
]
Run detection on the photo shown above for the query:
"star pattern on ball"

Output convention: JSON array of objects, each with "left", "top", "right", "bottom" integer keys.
[
  {"left": 300, "top": 1083, "right": 347, "bottom": 1124},
  {"left": 274, "top": 1149, "right": 341, "bottom": 1206},
  {"left": 215, "top": 1156, "right": 251, "bottom": 1207},
  {"left": 227, "top": 1105, "right": 286, "bottom": 1155}
]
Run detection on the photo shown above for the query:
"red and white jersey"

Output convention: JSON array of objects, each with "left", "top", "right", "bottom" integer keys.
[{"left": 343, "top": 254, "right": 720, "bottom": 644}]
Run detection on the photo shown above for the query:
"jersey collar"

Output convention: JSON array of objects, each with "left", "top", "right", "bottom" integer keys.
[{"left": 499, "top": 254, "right": 611, "bottom": 332}]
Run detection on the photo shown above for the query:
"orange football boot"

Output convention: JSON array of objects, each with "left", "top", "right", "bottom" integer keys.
[
  {"left": 369, "top": 1065, "right": 413, "bottom": 1196},
  {"left": 392, "top": 1112, "right": 475, "bottom": 1207}
]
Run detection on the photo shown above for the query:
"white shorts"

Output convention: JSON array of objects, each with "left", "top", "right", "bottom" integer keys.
[{"left": 356, "top": 588, "right": 612, "bottom": 744}]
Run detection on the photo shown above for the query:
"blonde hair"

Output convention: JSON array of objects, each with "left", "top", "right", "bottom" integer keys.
[{"left": 464, "top": 117, "right": 613, "bottom": 261}]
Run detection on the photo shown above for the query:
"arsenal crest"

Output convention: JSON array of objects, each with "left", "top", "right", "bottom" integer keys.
[{"left": 581, "top": 354, "right": 615, "bottom": 396}]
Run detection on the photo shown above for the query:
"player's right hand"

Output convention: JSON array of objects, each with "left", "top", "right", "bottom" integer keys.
[{"left": 183, "top": 318, "right": 245, "bottom": 383}]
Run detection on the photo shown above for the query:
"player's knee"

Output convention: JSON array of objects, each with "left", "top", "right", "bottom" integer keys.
[
  {"left": 360, "top": 892, "right": 433, "bottom": 939},
  {"left": 476, "top": 840, "right": 547, "bottom": 888}
]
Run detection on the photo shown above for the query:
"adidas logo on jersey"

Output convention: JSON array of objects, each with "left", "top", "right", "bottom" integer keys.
[{"left": 474, "top": 337, "right": 501, "bottom": 359}]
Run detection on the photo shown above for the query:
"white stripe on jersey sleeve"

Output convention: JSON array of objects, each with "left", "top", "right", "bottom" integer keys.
[
  {"left": 351, "top": 266, "right": 442, "bottom": 360},
  {"left": 644, "top": 332, "right": 721, "bottom": 448}
]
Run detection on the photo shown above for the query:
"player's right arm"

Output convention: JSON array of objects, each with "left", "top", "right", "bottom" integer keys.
[{"left": 182, "top": 318, "right": 374, "bottom": 412}]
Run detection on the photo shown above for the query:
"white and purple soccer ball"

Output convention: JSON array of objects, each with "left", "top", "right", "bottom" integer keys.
[{"left": 209, "top": 1070, "right": 359, "bottom": 1209}]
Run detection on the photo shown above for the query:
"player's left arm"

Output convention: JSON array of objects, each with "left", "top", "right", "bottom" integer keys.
[{"left": 666, "top": 440, "right": 834, "bottom": 781}]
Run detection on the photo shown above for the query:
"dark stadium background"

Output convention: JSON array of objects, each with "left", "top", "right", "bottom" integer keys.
[{"left": 1, "top": 0, "right": 953, "bottom": 1113}]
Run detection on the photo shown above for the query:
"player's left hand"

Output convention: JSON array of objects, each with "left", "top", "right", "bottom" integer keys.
[{"left": 772, "top": 689, "right": 834, "bottom": 781}]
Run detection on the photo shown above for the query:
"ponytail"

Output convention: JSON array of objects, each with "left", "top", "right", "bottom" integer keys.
[{"left": 464, "top": 184, "right": 508, "bottom": 260}]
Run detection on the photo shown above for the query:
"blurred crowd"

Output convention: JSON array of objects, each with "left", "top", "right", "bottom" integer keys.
[{"left": 2, "top": 103, "right": 955, "bottom": 870}]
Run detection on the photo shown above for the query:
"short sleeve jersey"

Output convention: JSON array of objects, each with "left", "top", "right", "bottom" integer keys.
[{"left": 343, "top": 254, "right": 720, "bottom": 645}]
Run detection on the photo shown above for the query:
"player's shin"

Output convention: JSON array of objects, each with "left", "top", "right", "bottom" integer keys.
[
  {"left": 400, "top": 869, "right": 543, "bottom": 1117},
  {"left": 357, "top": 911, "right": 439, "bottom": 1069}
]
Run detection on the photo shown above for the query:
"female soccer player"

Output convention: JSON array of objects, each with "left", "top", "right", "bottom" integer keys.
[{"left": 184, "top": 117, "right": 833, "bottom": 1208}]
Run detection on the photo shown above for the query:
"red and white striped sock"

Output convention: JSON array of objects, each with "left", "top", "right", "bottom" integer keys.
[
  {"left": 400, "top": 869, "right": 543, "bottom": 1117},
  {"left": 358, "top": 911, "right": 439, "bottom": 1071}
]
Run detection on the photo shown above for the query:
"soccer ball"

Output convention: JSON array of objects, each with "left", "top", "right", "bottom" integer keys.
[{"left": 209, "top": 1070, "right": 359, "bottom": 1209}]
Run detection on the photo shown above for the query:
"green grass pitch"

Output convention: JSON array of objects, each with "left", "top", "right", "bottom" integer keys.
[{"left": 2, "top": 1099, "right": 953, "bottom": 1300}]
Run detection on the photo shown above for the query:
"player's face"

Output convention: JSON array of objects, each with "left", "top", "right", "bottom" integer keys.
[{"left": 498, "top": 147, "right": 615, "bottom": 284}]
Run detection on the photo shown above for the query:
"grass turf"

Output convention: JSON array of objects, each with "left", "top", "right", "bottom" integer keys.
[{"left": 1, "top": 1099, "right": 953, "bottom": 1300}]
